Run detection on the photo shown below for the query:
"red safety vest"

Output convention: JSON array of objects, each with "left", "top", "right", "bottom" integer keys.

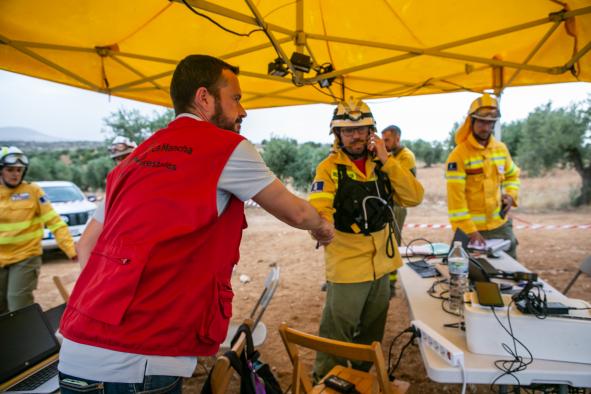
[{"left": 60, "top": 117, "right": 247, "bottom": 356}]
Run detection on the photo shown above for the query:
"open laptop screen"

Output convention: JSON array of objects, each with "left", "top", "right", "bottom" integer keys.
[
  {"left": 0, "top": 304, "right": 60, "bottom": 383},
  {"left": 448, "top": 228, "right": 470, "bottom": 254}
]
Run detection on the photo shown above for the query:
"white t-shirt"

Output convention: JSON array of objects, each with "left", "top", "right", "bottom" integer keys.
[{"left": 60, "top": 114, "right": 276, "bottom": 382}]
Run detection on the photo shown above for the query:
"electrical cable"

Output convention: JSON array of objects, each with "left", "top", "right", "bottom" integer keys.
[
  {"left": 427, "top": 278, "right": 449, "bottom": 300},
  {"left": 181, "top": 0, "right": 264, "bottom": 37},
  {"left": 386, "top": 327, "right": 415, "bottom": 381},
  {"left": 404, "top": 238, "right": 436, "bottom": 264},
  {"left": 310, "top": 83, "right": 338, "bottom": 100},
  {"left": 489, "top": 301, "right": 534, "bottom": 393},
  {"left": 389, "top": 333, "right": 416, "bottom": 380}
]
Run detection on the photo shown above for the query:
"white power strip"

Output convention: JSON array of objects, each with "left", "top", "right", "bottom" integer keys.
[{"left": 411, "top": 320, "right": 464, "bottom": 367}]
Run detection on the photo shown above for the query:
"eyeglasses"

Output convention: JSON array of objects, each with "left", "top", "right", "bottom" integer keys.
[
  {"left": 2, "top": 153, "right": 29, "bottom": 166},
  {"left": 339, "top": 126, "right": 370, "bottom": 137}
]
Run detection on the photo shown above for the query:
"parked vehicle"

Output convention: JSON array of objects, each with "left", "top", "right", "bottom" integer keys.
[{"left": 36, "top": 181, "right": 96, "bottom": 250}]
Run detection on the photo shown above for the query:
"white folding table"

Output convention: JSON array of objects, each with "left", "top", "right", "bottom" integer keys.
[{"left": 398, "top": 252, "right": 591, "bottom": 387}]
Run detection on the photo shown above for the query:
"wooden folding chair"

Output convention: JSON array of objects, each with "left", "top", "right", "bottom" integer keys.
[
  {"left": 279, "top": 323, "right": 409, "bottom": 394},
  {"left": 207, "top": 319, "right": 253, "bottom": 393}
]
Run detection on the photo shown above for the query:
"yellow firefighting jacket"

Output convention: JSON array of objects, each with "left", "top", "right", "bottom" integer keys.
[
  {"left": 309, "top": 149, "right": 424, "bottom": 283},
  {"left": 0, "top": 182, "right": 76, "bottom": 266},
  {"left": 392, "top": 146, "right": 417, "bottom": 176},
  {"left": 445, "top": 133, "right": 520, "bottom": 235}
]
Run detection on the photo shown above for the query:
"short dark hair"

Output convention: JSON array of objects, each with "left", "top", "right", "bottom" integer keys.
[
  {"left": 170, "top": 55, "right": 240, "bottom": 115},
  {"left": 382, "top": 125, "right": 401, "bottom": 137}
]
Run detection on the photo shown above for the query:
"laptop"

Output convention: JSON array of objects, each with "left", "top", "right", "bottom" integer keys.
[
  {"left": 448, "top": 228, "right": 470, "bottom": 254},
  {"left": 0, "top": 303, "right": 60, "bottom": 393},
  {"left": 44, "top": 303, "right": 66, "bottom": 334}
]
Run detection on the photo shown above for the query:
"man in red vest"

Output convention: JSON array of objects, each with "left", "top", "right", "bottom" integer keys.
[{"left": 58, "top": 55, "right": 334, "bottom": 394}]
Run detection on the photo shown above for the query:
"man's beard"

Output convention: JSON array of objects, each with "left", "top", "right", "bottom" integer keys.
[
  {"left": 211, "top": 99, "right": 241, "bottom": 133},
  {"left": 342, "top": 139, "right": 368, "bottom": 160},
  {"left": 473, "top": 130, "right": 492, "bottom": 145}
]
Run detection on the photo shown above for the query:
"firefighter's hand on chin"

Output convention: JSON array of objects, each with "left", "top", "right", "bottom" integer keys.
[
  {"left": 368, "top": 133, "right": 388, "bottom": 164},
  {"left": 311, "top": 218, "right": 335, "bottom": 246}
]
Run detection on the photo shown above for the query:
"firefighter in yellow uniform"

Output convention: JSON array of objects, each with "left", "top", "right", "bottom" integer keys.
[
  {"left": 445, "top": 94, "right": 521, "bottom": 258},
  {"left": 381, "top": 125, "right": 418, "bottom": 298},
  {"left": 309, "top": 100, "right": 424, "bottom": 379},
  {"left": 0, "top": 147, "right": 76, "bottom": 313}
]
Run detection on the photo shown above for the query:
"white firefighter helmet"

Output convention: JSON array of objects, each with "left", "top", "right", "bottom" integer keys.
[
  {"left": 468, "top": 94, "right": 501, "bottom": 121},
  {"left": 109, "top": 136, "right": 137, "bottom": 159},
  {"left": 330, "top": 98, "right": 376, "bottom": 134},
  {"left": 0, "top": 146, "right": 29, "bottom": 168}
]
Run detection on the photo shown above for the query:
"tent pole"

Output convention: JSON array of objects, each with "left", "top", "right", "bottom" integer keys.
[
  {"left": 109, "top": 56, "right": 169, "bottom": 94},
  {"left": 243, "top": 0, "right": 298, "bottom": 78},
  {"left": 175, "top": 0, "right": 293, "bottom": 35},
  {"left": 0, "top": 34, "right": 101, "bottom": 91},
  {"left": 505, "top": 21, "right": 561, "bottom": 88}
]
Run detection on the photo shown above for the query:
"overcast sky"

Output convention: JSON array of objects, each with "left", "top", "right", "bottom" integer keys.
[{"left": 0, "top": 70, "right": 589, "bottom": 144}]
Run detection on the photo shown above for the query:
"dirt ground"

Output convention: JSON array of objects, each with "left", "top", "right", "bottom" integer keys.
[
  {"left": 34, "top": 165, "right": 591, "bottom": 393},
  {"left": 36, "top": 205, "right": 591, "bottom": 394}
]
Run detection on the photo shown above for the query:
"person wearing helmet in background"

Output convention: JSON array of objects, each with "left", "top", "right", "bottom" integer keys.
[
  {"left": 76, "top": 136, "right": 138, "bottom": 267},
  {"left": 445, "top": 94, "right": 521, "bottom": 258},
  {"left": 0, "top": 146, "right": 77, "bottom": 314},
  {"left": 381, "top": 125, "right": 417, "bottom": 298},
  {"left": 109, "top": 136, "right": 138, "bottom": 163},
  {"left": 309, "top": 99, "right": 424, "bottom": 380}
]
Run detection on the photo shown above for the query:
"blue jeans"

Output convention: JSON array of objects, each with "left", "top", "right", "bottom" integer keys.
[{"left": 59, "top": 372, "right": 182, "bottom": 394}]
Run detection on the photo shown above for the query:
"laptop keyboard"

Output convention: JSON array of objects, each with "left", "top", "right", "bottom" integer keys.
[{"left": 10, "top": 361, "right": 58, "bottom": 391}]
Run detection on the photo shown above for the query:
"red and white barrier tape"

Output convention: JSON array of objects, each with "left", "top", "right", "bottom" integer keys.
[{"left": 404, "top": 223, "right": 591, "bottom": 230}]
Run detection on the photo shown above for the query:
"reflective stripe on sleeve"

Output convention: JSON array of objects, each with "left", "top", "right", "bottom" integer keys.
[
  {"left": 505, "top": 162, "right": 518, "bottom": 176},
  {"left": 39, "top": 210, "right": 59, "bottom": 223},
  {"left": 470, "top": 214, "right": 486, "bottom": 224},
  {"left": 448, "top": 209, "right": 470, "bottom": 222},
  {"left": 0, "top": 210, "right": 57, "bottom": 232},
  {"left": 309, "top": 192, "right": 335, "bottom": 201},
  {"left": 48, "top": 221, "right": 68, "bottom": 232},
  {"left": 503, "top": 181, "right": 521, "bottom": 191},
  {"left": 445, "top": 171, "right": 466, "bottom": 184}
]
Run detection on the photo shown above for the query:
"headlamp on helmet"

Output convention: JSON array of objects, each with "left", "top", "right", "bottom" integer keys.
[{"left": 330, "top": 98, "right": 376, "bottom": 134}]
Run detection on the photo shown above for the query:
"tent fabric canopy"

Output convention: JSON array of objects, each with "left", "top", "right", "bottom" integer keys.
[{"left": 1, "top": 0, "right": 590, "bottom": 109}]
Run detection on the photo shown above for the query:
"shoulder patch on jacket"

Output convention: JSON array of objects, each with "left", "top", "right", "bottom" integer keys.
[
  {"left": 447, "top": 162, "right": 457, "bottom": 171},
  {"left": 311, "top": 181, "right": 324, "bottom": 192}
]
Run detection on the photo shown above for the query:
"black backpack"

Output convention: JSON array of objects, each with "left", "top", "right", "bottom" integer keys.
[{"left": 201, "top": 324, "right": 282, "bottom": 394}]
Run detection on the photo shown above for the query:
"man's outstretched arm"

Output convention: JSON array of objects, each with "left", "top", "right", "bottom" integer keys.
[{"left": 253, "top": 179, "right": 334, "bottom": 243}]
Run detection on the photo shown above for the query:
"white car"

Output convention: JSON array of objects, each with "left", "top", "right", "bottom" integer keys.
[{"left": 36, "top": 181, "right": 97, "bottom": 250}]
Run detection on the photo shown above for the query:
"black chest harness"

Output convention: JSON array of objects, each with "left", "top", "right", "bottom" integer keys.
[{"left": 333, "top": 163, "right": 396, "bottom": 258}]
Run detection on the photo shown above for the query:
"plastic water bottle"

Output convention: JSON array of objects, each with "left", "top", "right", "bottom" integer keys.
[{"left": 448, "top": 241, "right": 469, "bottom": 315}]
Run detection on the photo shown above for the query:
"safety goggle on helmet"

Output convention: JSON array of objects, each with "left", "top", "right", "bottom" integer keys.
[
  {"left": 0, "top": 146, "right": 29, "bottom": 168},
  {"left": 469, "top": 94, "right": 501, "bottom": 121},
  {"left": 330, "top": 98, "right": 376, "bottom": 134}
]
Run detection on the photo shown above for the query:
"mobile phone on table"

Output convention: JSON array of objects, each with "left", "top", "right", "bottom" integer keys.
[
  {"left": 324, "top": 375, "right": 356, "bottom": 393},
  {"left": 475, "top": 281, "right": 504, "bottom": 307}
]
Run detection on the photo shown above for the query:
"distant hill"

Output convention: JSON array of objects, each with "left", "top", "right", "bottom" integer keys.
[{"left": 0, "top": 126, "right": 64, "bottom": 142}]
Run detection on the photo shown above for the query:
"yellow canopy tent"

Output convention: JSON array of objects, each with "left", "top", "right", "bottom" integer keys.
[{"left": 1, "top": 0, "right": 590, "bottom": 109}]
